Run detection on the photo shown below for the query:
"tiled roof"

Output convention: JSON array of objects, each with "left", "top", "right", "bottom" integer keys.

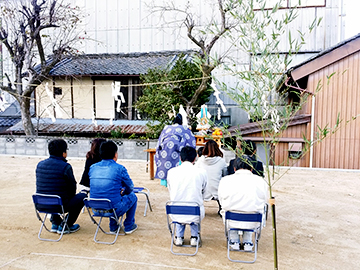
[
  {"left": 6, "top": 118, "right": 152, "bottom": 135},
  {"left": 41, "top": 50, "right": 195, "bottom": 76},
  {"left": 0, "top": 117, "right": 21, "bottom": 127}
]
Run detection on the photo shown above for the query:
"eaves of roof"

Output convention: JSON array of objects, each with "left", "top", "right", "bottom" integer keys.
[
  {"left": 4, "top": 118, "right": 152, "bottom": 135},
  {"left": 227, "top": 114, "right": 311, "bottom": 137},
  {"left": 287, "top": 33, "right": 360, "bottom": 81}
]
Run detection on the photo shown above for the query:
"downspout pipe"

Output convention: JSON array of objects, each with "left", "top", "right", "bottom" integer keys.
[
  {"left": 284, "top": 77, "right": 315, "bottom": 168},
  {"left": 309, "top": 95, "right": 315, "bottom": 168}
]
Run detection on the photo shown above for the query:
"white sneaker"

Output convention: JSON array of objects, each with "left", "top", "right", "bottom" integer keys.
[
  {"left": 174, "top": 236, "right": 184, "bottom": 246},
  {"left": 190, "top": 236, "right": 198, "bottom": 247},
  {"left": 244, "top": 242, "right": 254, "bottom": 251},
  {"left": 229, "top": 242, "right": 240, "bottom": 250}
]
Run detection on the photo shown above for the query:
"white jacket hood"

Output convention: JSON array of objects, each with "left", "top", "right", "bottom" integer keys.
[{"left": 202, "top": 156, "right": 224, "bottom": 165}]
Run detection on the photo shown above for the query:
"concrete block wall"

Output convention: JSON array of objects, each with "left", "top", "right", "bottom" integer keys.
[{"left": 0, "top": 135, "right": 158, "bottom": 160}]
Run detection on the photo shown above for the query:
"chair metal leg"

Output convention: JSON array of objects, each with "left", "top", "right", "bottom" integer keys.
[
  {"left": 169, "top": 223, "right": 200, "bottom": 256},
  {"left": 37, "top": 213, "right": 67, "bottom": 242},
  {"left": 92, "top": 215, "right": 124, "bottom": 245},
  {"left": 135, "top": 187, "right": 153, "bottom": 216},
  {"left": 227, "top": 229, "right": 259, "bottom": 263}
]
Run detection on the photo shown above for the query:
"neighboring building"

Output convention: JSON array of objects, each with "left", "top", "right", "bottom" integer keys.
[
  {"left": 237, "top": 34, "right": 360, "bottom": 170},
  {"left": 35, "top": 50, "right": 190, "bottom": 122},
  {"left": 0, "top": 101, "right": 21, "bottom": 133},
  {"left": 1, "top": 0, "right": 355, "bottom": 145},
  {"left": 70, "top": 0, "right": 345, "bottom": 127},
  {"left": 1, "top": 0, "right": 347, "bottom": 127}
]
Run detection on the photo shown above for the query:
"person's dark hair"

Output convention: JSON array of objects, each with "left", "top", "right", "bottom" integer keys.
[
  {"left": 197, "top": 146, "right": 204, "bottom": 157},
  {"left": 173, "top": 113, "right": 183, "bottom": 125},
  {"left": 86, "top": 138, "right": 106, "bottom": 159},
  {"left": 202, "top": 140, "right": 223, "bottom": 158},
  {"left": 243, "top": 140, "right": 257, "bottom": 156},
  {"left": 180, "top": 146, "right": 197, "bottom": 162},
  {"left": 234, "top": 155, "right": 253, "bottom": 171},
  {"left": 99, "top": 140, "right": 118, "bottom": 160},
  {"left": 48, "top": 139, "right": 68, "bottom": 157}
]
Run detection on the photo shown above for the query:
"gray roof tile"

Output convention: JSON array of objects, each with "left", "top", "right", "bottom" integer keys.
[{"left": 44, "top": 50, "right": 195, "bottom": 76}]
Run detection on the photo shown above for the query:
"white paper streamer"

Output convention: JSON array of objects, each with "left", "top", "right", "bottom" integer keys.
[
  {"left": 211, "top": 81, "right": 227, "bottom": 113},
  {"left": 112, "top": 81, "right": 126, "bottom": 113}
]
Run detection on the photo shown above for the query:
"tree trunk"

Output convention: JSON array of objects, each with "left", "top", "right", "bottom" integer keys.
[
  {"left": 20, "top": 96, "right": 35, "bottom": 135},
  {"left": 186, "top": 63, "right": 215, "bottom": 114}
]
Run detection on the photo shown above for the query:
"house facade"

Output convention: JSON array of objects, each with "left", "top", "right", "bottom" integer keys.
[{"left": 35, "top": 51, "right": 187, "bottom": 123}]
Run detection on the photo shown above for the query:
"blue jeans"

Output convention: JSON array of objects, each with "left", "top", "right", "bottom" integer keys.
[
  {"left": 175, "top": 223, "right": 199, "bottom": 238},
  {"left": 111, "top": 192, "right": 137, "bottom": 231}
]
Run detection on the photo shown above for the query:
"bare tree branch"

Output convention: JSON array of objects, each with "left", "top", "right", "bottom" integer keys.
[
  {"left": 0, "top": 0, "right": 84, "bottom": 135},
  {"left": 148, "top": 0, "right": 235, "bottom": 113}
]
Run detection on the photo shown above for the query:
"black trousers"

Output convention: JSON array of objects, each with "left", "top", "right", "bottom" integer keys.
[{"left": 51, "top": 192, "right": 87, "bottom": 226}]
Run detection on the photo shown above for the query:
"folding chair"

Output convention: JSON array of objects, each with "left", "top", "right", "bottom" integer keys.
[
  {"left": 133, "top": 187, "right": 153, "bottom": 216},
  {"left": 165, "top": 201, "right": 201, "bottom": 256},
  {"left": 225, "top": 211, "right": 263, "bottom": 263},
  {"left": 84, "top": 198, "right": 124, "bottom": 245},
  {"left": 32, "top": 193, "right": 69, "bottom": 242}
]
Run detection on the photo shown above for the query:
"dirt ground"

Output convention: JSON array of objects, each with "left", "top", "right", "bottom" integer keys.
[{"left": 1, "top": 155, "right": 360, "bottom": 270}]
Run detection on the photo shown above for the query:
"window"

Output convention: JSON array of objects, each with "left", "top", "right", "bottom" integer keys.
[
  {"left": 54, "top": 87, "right": 62, "bottom": 95},
  {"left": 288, "top": 142, "right": 303, "bottom": 159}
]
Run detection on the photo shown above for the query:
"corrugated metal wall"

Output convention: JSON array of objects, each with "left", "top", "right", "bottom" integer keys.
[
  {"left": 75, "top": 0, "right": 342, "bottom": 111},
  {"left": 307, "top": 50, "right": 360, "bottom": 169}
]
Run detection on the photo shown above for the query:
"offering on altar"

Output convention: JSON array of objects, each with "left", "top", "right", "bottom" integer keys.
[
  {"left": 196, "top": 104, "right": 211, "bottom": 131},
  {"left": 212, "top": 127, "right": 223, "bottom": 136}
]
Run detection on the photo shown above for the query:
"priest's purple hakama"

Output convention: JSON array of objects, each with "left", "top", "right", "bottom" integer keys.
[{"left": 155, "top": 124, "right": 196, "bottom": 181}]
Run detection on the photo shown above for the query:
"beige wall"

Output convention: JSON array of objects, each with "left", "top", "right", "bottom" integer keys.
[
  {"left": 36, "top": 77, "right": 115, "bottom": 120},
  {"left": 94, "top": 80, "right": 113, "bottom": 119},
  {"left": 72, "top": 77, "right": 93, "bottom": 119},
  {"left": 35, "top": 79, "right": 72, "bottom": 119}
]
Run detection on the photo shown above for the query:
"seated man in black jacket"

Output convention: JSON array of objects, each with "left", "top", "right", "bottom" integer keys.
[{"left": 36, "top": 139, "right": 86, "bottom": 234}]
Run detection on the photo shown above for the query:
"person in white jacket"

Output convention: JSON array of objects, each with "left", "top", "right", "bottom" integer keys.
[
  {"left": 195, "top": 140, "right": 227, "bottom": 215},
  {"left": 167, "top": 146, "right": 208, "bottom": 246},
  {"left": 218, "top": 155, "right": 268, "bottom": 251}
]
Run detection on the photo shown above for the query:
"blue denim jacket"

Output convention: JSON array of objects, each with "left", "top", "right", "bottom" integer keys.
[{"left": 89, "top": 159, "right": 134, "bottom": 208}]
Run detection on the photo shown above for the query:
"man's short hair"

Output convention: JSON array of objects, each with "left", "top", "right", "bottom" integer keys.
[
  {"left": 100, "top": 140, "right": 118, "bottom": 160},
  {"left": 48, "top": 139, "right": 68, "bottom": 157},
  {"left": 180, "top": 146, "right": 197, "bottom": 163},
  {"left": 243, "top": 140, "right": 257, "bottom": 156},
  {"left": 197, "top": 146, "right": 204, "bottom": 157},
  {"left": 234, "top": 155, "right": 253, "bottom": 171}
]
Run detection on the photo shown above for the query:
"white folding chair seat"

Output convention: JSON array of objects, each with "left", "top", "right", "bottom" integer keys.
[
  {"left": 32, "top": 193, "right": 69, "bottom": 242},
  {"left": 133, "top": 187, "right": 153, "bottom": 216},
  {"left": 225, "top": 211, "right": 263, "bottom": 263},
  {"left": 84, "top": 197, "right": 124, "bottom": 245},
  {"left": 165, "top": 201, "right": 201, "bottom": 256}
]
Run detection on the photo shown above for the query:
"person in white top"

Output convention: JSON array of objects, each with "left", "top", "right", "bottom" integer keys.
[
  {"left": 218, "top": 155, "right": 268, "bottom": 251},
  {"left": 195, "top": 140, "right": 227, "bottom": 215},
  {"left": 167, "top": 146, "right": 208, "bottom": 246}
]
